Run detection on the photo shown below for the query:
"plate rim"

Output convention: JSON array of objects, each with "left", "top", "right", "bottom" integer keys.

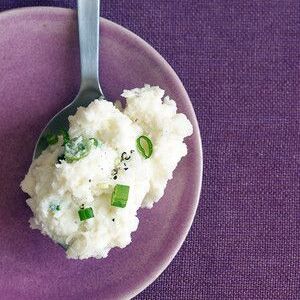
[{"left": 0, "top": 6, "right": 203, "bottom": 299}]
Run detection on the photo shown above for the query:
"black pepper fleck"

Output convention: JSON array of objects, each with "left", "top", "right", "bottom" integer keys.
[
  {"left": 112, "top": 218, "right": 115, "bottom": 222},
  {"left": 113, "top": 175, "right": 117, "bottom": 180},
  {"left": 121, "top": 152, "right": 126, "bottom": 160},
  {"left": 89, "top": 179, "right": 91, "bottom": 182},
  {"left": 121, "top": 152, "right": 131, "bottom": 161}
]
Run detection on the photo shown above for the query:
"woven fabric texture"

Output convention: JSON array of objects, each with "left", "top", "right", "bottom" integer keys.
[{"left": 1, "top": 1, "right": 299, "bottom": 299}]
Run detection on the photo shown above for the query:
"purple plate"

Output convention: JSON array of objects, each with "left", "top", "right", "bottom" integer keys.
[{"left": 0, "top": 7, "right": 202, "bottom": 299}]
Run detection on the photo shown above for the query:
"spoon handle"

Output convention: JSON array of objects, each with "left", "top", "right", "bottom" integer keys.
[{"left": 77, "top": 0, "right": 102, "bottom": 94}]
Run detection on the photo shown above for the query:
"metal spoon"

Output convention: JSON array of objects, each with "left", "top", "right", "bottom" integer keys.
[{"left": 33, "top": 0, "right": 102, "bottom": 159}]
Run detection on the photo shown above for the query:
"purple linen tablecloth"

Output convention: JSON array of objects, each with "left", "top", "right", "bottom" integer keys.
[{"left": 1, "top": 1, "right": 299, "bottom": 299}]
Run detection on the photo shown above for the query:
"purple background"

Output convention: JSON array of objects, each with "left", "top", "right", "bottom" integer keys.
[{"left": 1, "top": 1, "right": 299, "bottom": 299}]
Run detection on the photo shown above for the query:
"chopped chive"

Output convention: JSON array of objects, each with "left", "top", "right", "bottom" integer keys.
[
  {"left": 111, "top": 184, "right": 130, "bottom": 208},
  {"left": 78, "top": 207, "right": 94, "bottom": 221},
  {"left": 136, "top": 136, "right": 153, "bottom": 159}
]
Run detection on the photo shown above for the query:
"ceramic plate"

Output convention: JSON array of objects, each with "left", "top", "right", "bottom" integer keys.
[{"left": 0, "top": 7, "right": 202, "bottom": 299}]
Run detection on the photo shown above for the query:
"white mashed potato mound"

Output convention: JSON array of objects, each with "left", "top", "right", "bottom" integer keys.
[{"left": 21, "top": 85, "right": 193, "bottom": 259}]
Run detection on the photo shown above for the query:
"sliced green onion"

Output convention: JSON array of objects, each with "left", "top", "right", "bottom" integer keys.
[
  {"left": 136, "top": 135, "right": 153, "bottom": 159},
  {"left": 89, "top": 138, "right": 100, "bottom": 147},
  {"left": 40, "top": 130, "right": 69, "bottom": 151},
  {"left": 64, "top": 136, "right": 95, "bottom": 163},
  {"left": 78, "top": 207, "right": 94, "bottom": 221},
  {"left": 58, "top": 129, "right": 70, "bottom": 145},
  {"left": 111, "top": 184, "right": 130, "bottom": 208},
  {"left": 49, "top": 203, "right": 60, "bottom": 212}
]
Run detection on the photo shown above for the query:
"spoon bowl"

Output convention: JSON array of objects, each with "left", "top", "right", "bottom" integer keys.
[
  {"left": 33, "top": 0, "right": 102, "bottom": 159},
  {"left": 33, "top": 88, "right": 102, "bottom": 158}
]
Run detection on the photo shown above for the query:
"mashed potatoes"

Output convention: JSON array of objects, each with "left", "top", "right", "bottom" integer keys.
[{"left": 21, "top": 85, "right": 193, "bottom": 259}]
